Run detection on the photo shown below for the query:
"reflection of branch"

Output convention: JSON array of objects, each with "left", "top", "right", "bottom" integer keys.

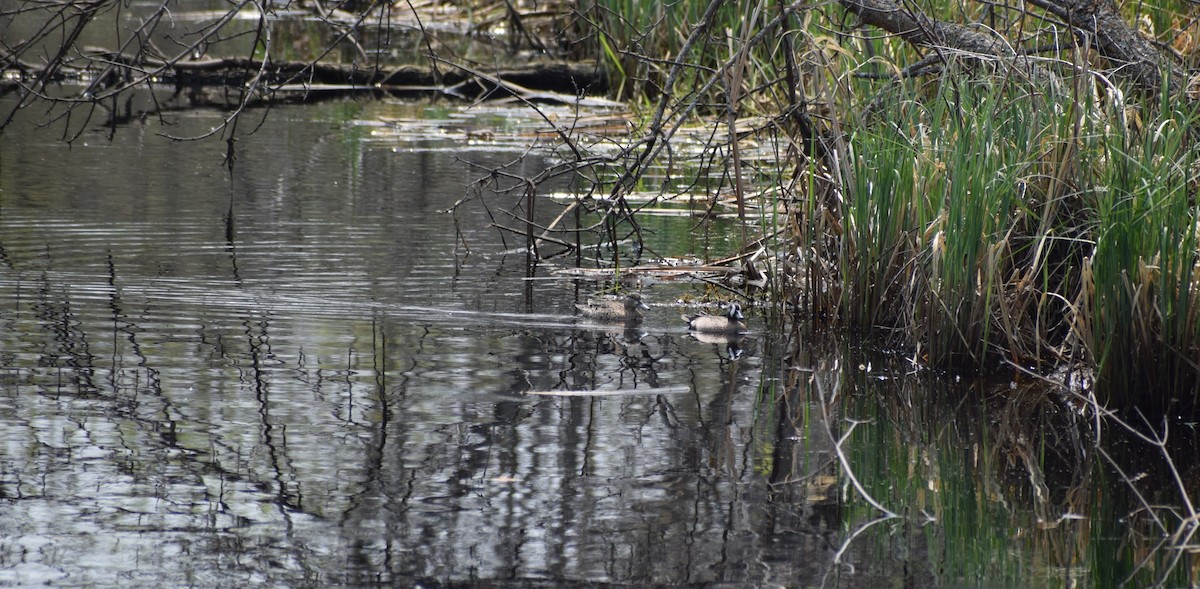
[
  {"left": 1079, "top": 391, "right": 1200, "bottom": 585},
  {"left": 832, "top": 419, "right": 899, "bottom": 519},
  {"left": 1001, "top": 363, "right": 1200, "bottom": 583},
  {"left": 809, "top": 357, "right": 899, "bottom": 586},
  {"left": 822, "top": 514, "right": 895, "bottom": 586}
]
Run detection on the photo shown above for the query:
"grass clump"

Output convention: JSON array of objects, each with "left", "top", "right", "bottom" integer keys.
[
  {"left": 842, "top": 77, "right": 1040, "bottom": 368},
  {"left": 1077, "top": 96, "right": 1200, "bottom": 405},
  {"left": 830, "top": 70, "right": 1200, "bottom": 403},
  {"left": 834, "top": 68, "right": 1200, "bottom": 400},
  {"left": 841, "top": 74, "right": 1084, "bottom": 367}
]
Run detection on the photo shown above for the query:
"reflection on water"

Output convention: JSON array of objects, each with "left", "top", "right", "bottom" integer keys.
[
  {"left": 2, "top": 99, "right": 1197, "bottom": 588},
  {"left": 0, "top": 100, "right": 845, "bottom": 587}
]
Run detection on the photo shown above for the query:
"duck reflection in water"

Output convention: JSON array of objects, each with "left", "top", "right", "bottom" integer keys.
[{"left": 684, "top": 302, "right": 748, "bottom": 359}]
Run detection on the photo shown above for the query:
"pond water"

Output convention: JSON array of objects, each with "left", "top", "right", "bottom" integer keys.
[
  {"left": 0, "top": 98, "right": 816, "bottom": 587},
  {"left": 0, "top": 97, "right": 1195, "bottom": 588}
]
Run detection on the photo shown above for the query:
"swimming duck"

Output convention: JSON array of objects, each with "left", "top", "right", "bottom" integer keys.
[
  {"left": 575, "top": 293, "right": 650, "bottom": 322},
  {"left": 683, "top": 302, "right": 746, "bottom": 334}
]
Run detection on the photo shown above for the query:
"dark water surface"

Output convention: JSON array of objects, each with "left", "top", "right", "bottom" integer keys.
[
  {"left": 4, "top": 97, "right": 1194, "bottom": 589},
  {"left": 0, "top": 100, "right": 850, "bottom": 587}
]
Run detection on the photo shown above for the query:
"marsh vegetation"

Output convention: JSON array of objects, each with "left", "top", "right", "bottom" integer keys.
[
  {"left": 567, "top": 0, "right": 1200, "bottom": 409},
  {"left": 5, "top": 0, "right": 1200, "bottom": 586}
]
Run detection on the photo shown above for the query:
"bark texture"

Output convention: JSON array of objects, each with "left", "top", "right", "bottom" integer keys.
[{"left": 842, "top": 0, "right": 1186, "bottom": 97}]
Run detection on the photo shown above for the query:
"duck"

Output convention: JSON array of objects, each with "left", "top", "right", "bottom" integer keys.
[
  {"left": 683, "top": 302, "right": 747, "bottom": 334},
  {"left": 575, "top": 293, "right": 650, "bottom": 322}
]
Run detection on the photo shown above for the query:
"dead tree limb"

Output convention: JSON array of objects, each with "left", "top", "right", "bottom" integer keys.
[
  {"left": 842, "top": 0, "right": 1062, "bottom": 88},
  {"left": 841, "top": 0, "right": 1188, "bottom": 97},
  {"left": 1024, "top": 0, "right": 1186, "bottom": 95}
]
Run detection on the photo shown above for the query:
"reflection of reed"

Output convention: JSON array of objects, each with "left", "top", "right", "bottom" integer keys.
[{"left": 806, "top": 333, "right": 1200, "bottom": 586}]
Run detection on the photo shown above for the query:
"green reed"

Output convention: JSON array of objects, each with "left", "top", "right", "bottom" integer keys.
[
  {"left": 1079, "top": 89, "right": 1200, "bottom": 402},
  {"left": 837, "top": 69, "right": 1200, "bottom": 393},
  {"left": 843, "top": 76, "right": 1048, "bottom": 366}
]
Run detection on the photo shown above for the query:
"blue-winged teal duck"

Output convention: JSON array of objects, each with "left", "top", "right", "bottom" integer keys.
[
  {"left": 575, "top": 293, "right": 650, "bottom": 322},
  {"left": 683, "top": 302, "right": 746, "bottom": 334}
]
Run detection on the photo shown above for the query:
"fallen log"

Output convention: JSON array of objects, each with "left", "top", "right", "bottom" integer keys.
[
  {"left": 0, "top": 50, "right": 609, "bottom": 105},
  {"left": 840, "top": 0, "right": 1189, "bottom": 98}
]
